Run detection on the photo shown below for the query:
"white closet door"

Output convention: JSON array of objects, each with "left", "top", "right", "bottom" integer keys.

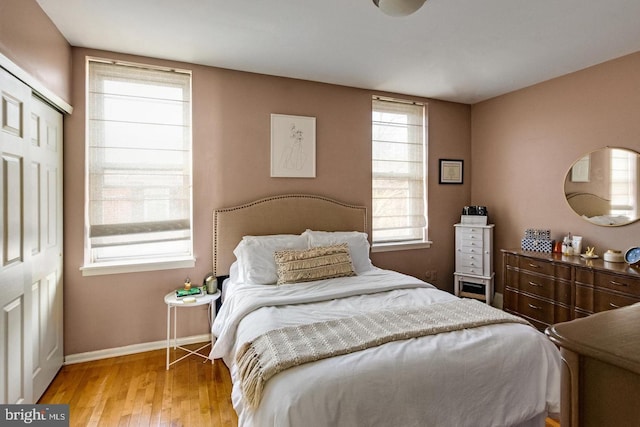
[
  {"left": 0, "top": 67, "right": 33, "bottom": 404},
  {"left": 29, "top": 95, "right": 63, "bottom": 402},
  {"left": 0, "top": 67, "right": 64, "bottom": 404}
]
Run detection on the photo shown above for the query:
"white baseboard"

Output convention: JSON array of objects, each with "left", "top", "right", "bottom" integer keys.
[{"left": 64, "top": 334, "right": 211, "bottom": 365}]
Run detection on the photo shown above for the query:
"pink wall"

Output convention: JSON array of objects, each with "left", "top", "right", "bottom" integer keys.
[
  {"left": 471, "top": 52, "right": 640, "bottom": 293},
  {"left": 0, "top": 0, "right": 71, "bottom": 104},
  {"left": 64, "top": 48, "right": 470, "bottom": 355}
]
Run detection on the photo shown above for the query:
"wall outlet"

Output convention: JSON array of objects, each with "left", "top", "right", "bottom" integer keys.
[{"left": 425, "top": 270, "right": 437, "bottom": 282}]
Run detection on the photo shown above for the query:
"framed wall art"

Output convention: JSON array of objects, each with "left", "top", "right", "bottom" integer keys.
[
  {"left": 439, "top": 159, "right": 463, "bottom": 184},
  {"left": 570, "top": 154, "right": 590, "bottom": 182},
  {"left": 270, "top": 114, "right": 316, "bottom": 178}
]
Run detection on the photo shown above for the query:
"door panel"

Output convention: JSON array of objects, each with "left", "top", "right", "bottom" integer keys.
[
  {"left": 0, "top": 68, "right": 63, "bottom": 404},
  {"left": 29, "top": 95, "right": 63, "bottom": 402},
  {"left": 4, "top": 297, "right": 26, "bottom": 404},
  {"left": 2, "top": 154, "right": 23, "bottom": 264},
  {"left": 0, "top": 67, "right": 32, "bottom": 404}
]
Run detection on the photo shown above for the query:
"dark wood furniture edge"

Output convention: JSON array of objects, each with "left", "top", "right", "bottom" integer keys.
[
  {"left": 501, "top": 248, "right": 640, "bottom": 277},
  {"left": 545, "top": 304, "right": 640, "bottom": 376}
]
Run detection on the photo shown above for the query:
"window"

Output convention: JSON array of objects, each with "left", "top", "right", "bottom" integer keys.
[
  {"left": 82, "top": 58, "right": 193, "bottom": 275},
  {"left": 610, "top": 148, "right": 637, "bottom": 218},
  {"left": 371, "top": 97, "right": 428, "bottom": 248}
]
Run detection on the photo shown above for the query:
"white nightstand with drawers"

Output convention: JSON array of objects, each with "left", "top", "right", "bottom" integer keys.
[{"left": 454, "top": 223, "right": 494, "bottom": 305}]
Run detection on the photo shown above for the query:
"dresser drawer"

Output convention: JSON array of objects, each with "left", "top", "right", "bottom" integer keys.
[
  {"left": 594, "top": 271, "right": 640, "bottom": 297},
  {"left": 575, "top": 285, "right": 640, "bottom": 314},
  {"left": 458, "top": 240, "right": 485, "bottom": 254},
  {"left": 593, "top": 289, "right": 640, "bottom": 312},
  {"left": 506, "top": 269, "right": 571, "bottom": 304},
  {"left": 504, "top": 253, "right": 519, "bottom": 268},
  {"left": 575, "top": 284, "right": 594, "bottom": 313},
  {"left": 456, "top": 253, "right": 486, "bottom": 275},
  {"left": 517, "top": 256, "right": 571, "bottom": 280},
  {"left": 458, "top": 227, "right": 484, "bottom": 239},
  {"left": 517, "top": 257, "right": 554, "bottom": 275},
  {"left": 456, "top": 227, "right": 486, "bottom": 252},
  {"left": 575, "top": 267, "right": 593, "bottom": 285},
  {"left": 504, "top": 289, "right": 570, "bottom": 327}
]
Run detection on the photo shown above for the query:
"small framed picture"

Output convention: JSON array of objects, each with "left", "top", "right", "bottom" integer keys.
[
  {"left": 439, "top": 159, "right": 463, "bottom": 184},
  {"left": 570, "top": 154, "right": 590, "bottom": 182}
]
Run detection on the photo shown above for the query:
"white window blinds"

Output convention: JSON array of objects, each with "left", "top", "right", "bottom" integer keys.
[
  {"left": 610, "top": 148, "right": 637, "bottom": 218},
  {"left": 372, "top": 97, "right": 427, "bottom": 244},
  {"left": 86, "top": 59, "right": 192, "bottom": 265}
]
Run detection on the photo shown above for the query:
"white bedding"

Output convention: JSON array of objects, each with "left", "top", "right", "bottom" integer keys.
[{"left": 210, "top": 268, "right": 561, "bottom": 427}]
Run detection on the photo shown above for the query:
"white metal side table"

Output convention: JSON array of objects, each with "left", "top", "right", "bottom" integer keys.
[{"left": 164, "top": 289, "right": 221, "bottom": 370}]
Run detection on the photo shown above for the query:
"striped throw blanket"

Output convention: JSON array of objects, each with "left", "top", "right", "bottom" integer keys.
[{"left": 235, "top": 298, "right": 529, "bottom": 409}]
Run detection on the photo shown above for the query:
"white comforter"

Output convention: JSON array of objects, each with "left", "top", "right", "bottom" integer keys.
[{"left": 211, "top": 268, "right": 561, "bottom": 427}]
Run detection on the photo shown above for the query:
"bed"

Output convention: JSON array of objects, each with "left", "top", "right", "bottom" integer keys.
[
  {"left": 209, "top": 194, "right": 561, "bottom": 427},
  {"left": 565, "top": 191, "right": 630, "bottom": 225}
]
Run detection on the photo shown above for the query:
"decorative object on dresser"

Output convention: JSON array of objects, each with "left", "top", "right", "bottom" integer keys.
[
  {"left": 624, "top": 246, "right": 640, "bottom": 266},
  {"left": 521, "top": 228, "right": 554, "bottom": 253},
  {"left": 603, "top": 249, "right": 624, "bottom": 263},
  {"left": 545, "top": 304, "right": 640, "bottom": 427},
  {"left": 454, "top": 223, "right": 494, "bottom": 304},
  {"left": 502, "top": 249, "right": 640, "bottom": 330}
]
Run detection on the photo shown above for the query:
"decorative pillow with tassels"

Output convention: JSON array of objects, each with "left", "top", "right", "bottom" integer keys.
[{"left": 274, "top": 243, "right": 356, "bottom": 284}]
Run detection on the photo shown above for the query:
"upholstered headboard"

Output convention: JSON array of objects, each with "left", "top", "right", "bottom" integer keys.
[
  {"left": 212, "top": 194, "right": 367, "bottom": 276},
  {"left": 566, "top": 192, "right": 611, "bottom": 218}
]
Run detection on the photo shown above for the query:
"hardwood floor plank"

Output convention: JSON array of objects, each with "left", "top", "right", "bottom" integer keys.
[{"left": 39, "top": 344, "right": 237, "bottom": 427}]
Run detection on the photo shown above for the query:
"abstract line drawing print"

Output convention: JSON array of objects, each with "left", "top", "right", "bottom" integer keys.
[
  {"left": 280, "top": 123, "right": 307, "bottom": 171},
  {"left": 271, "top": 114, "right": 316, "bottom": 178}
]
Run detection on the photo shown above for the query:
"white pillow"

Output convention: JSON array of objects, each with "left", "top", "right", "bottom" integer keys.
[
  {"left": 233, "top": 234, "right": 309, "bottom": 285},
  {"left": 302, "top": 230, "right": 373, "bottom": 274},
  {"left": 229, "top": 260, "right": 241, "bottom": 282}
]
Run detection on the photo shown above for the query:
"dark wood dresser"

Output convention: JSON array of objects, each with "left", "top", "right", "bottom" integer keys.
[
  {"left": 545, "top": 304, "right": 640, "bottom": 427},
  {"left": 502, "top": 249, "right": 640, "bottom": 330}
]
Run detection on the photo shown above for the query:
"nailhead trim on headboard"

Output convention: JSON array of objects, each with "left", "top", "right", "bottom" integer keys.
[{"left": 212, "top": 194, "right": 367, "bottom": 276}]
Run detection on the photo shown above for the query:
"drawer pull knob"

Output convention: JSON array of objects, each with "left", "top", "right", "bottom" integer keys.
[
  {"left": 609, "top": 302, "right": 621, "bottom": 309},
  {"left": 610, "top": 280, "right": 628, "bottom": 287},
  {"left": 528, "top": 303, "right": 541, "bottom": 310},
  {"left": 528, "top": 281, "right": 542, "bottom": 287},
  {"left": 528, "top": 263, "right": 540, "bottom": 269}
]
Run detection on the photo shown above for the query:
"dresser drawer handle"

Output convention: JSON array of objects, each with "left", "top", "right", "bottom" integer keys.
[
  {"left": 610, "top": 280, "right": 628, "bottom": 287},
  {"left": 528, "top": 281, "right": 542, "bottom": 287},
  {"left": 609, "top": 302, "right": 621, "bottom": 309},
  {"left": 527, "top": 263, "right": 540, "bottom": 269},
  {"left": 528, "top": 303, "right": 541, "bottom": 310}
]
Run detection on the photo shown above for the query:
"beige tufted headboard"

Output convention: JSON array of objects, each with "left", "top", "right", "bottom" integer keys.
[{"left": 212, "top": 194, "right": 367, "bottom": 276}]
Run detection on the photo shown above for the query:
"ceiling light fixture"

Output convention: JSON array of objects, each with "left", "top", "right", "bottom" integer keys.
[{"left": 372, "top": 0, "right": 427, "bottom": 17}]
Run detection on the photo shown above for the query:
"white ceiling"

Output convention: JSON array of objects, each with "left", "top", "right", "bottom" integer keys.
[{"left": 37, "top": 0, "right": 640, "bottom": 104}]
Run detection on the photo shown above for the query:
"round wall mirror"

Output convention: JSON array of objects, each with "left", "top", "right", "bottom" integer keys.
[{"left": 564, "top": 147, "right": 640, "bottom": 226}]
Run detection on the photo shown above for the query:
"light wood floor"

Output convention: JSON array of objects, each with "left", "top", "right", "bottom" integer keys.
[
  {"left": 38, "top": 343, "right": 237, "bottom": 426},
  {"left": 39, "top": 342, "right": 560, "bottom": 426}
]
